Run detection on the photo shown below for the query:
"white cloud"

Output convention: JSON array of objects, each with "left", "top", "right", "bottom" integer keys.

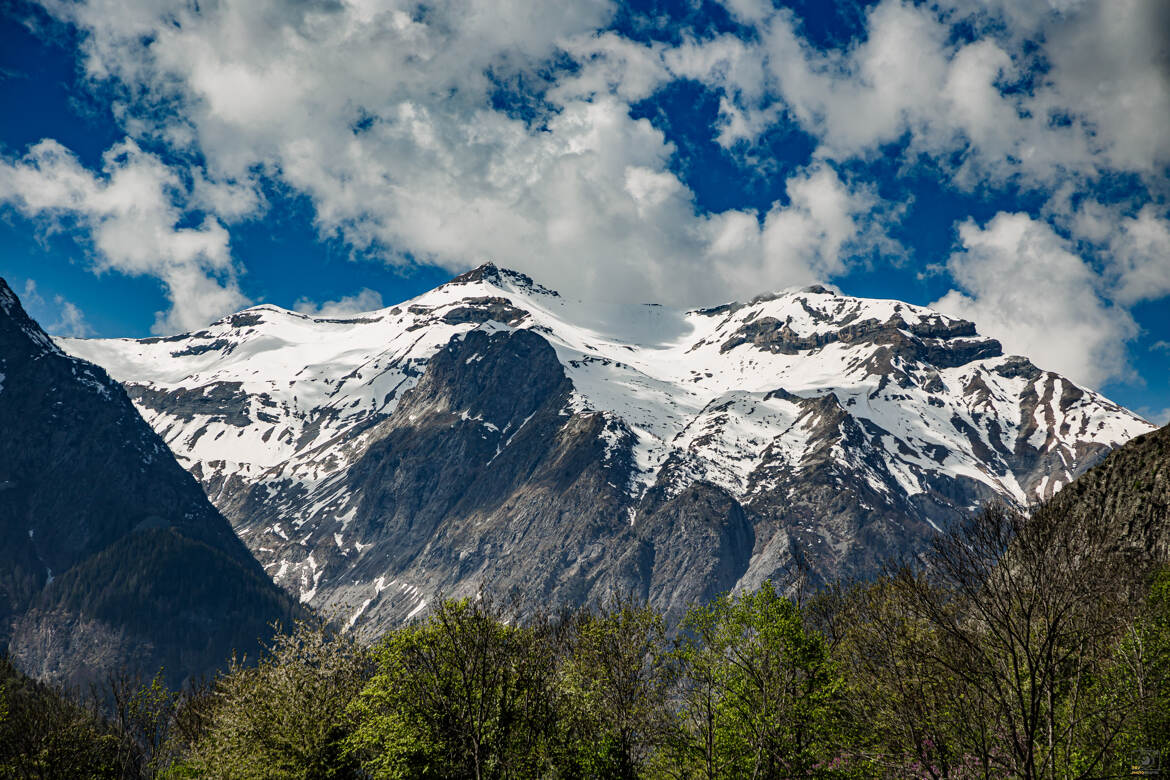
[
  {"left": 1100, "top": 206, "right": 1170, "bottom": 306},
  {"left": 552, "top": 32, "right": 670, "bottom": 104},
  {"left": 294, "top": 288, "right": 385, "bottom": 317},
  {"left": 0, "top": 139, "right": 248, "bottom": 334},
  {"left": 49, "top": 295, "right": 93, "bottom": 337},
  {"left": 22, "top": 0, "right": 896, "bottom": 311},
  {"left": 1000, "top": 0, "right": 1170, "bottom": 174},
  {"left": 16, "top": 0, "right": 1164, "bottom": 389},
  {"left": 1045, "top": 192, "right": 1170, "bottom": 307},
  {"left": 701, "top": 162, "right": 892, "bottom": 293},
  {"left": 695, "top": 0, "right": 1170, "bottom": 188},
  {"left": 21, "top": 279, "right": 44, "bottom": 307},
  {"left": 932, "top": 212, "right": 1137, "bottom": 387}
]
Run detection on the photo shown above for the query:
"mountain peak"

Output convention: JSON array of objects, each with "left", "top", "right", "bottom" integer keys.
[
  {"left": 0, "top": 278, "right": 298, "bottom": 687},
  {"left": 0, "top": 276, "right": 16, "bottom": 312},
  {"left": 448, "top": 262, "right": 560, "bottom": 297}
]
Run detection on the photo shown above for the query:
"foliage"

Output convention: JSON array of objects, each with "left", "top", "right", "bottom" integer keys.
[
  {"left": 188, "top": 619, "right": 370, "bottom": 779},
  {"left": 346, "top": 596, "right": 559, "bottom": 779},
  {"left": 897, "top": 503, "right": 1145, "bottom": 778},
  {"left": 822, "top": 578, "right": 966, "bottom": 778},
  {"left": 670, "top": 582, "right": 851, "bottom": 779},
  {"left": 1096, "top": 565, "right": 1170, "bottom": 777},
  {"left": 557, "top": 599, "right": 675, "bottom": 778},
  {"left": 0, "top": 655, "right": 127, "bottom": 779},
  {"left": 4, "top": 524, "right": 1169, "bottom": 780}
]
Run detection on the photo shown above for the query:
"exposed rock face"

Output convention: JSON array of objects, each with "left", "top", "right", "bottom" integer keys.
[
  {"left": 62, "top": 263, "right": 1155, "bottom": 633},
  {"left": 719, "top": 310, "right": 993, "bottom": 366},
  {"left": 0, "top": 278, "right": 297, "bottom": 688}
]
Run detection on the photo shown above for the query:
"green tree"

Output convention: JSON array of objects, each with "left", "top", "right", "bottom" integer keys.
[
  {"left": 1133, "top": 567, "right": 1170, "bottom": 759},
  {"left": 670, "top": 582, "right": 848, "bottom": 779},
  {"left": 822, "top": 577, "right": 976, "bottom": 779},
  {"left": 1087, "top": 565, "right": 1170, "bottom": 777},
  {"left": 556, "top": 599, "right": 675, "bottom": 778},
  {"left": 895, "top": 503, "right": 1144, "bottom": 779},
  {"left": 189, "top": 620, "right": 369, "bottom": 779},
  {"left": 0, "top": 655, "right": 127, "bottom": 779},
  {"left": 346, "top": 597, "right": 559, "bottom": 780}
]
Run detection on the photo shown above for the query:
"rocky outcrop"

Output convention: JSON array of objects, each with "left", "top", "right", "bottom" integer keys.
[
  {"left": 217, "top": 328, "right": 757, "bottom": 632},
  {"left": 720, "top": 312, "right": 1001, "bottom": 370}
]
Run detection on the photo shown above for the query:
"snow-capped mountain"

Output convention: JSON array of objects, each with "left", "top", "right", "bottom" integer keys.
[{"left": 63, "top": 263, "right": 1155, "bottom": 631}]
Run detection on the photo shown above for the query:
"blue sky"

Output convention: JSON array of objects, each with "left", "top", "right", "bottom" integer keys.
[{"left": 0, "top": 0, "right": 1167, "bottom": 421}]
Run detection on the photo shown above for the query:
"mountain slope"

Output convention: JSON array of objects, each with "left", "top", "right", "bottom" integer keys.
[
  {"left": 62, "top": 264, "right": 1154, "bottom": 632},
  {"left": 0, "top": 278, "right": 298, "bottom": 688},
  {"left": 1040, "top": 422, "right": 1170, "bottom": 566}
]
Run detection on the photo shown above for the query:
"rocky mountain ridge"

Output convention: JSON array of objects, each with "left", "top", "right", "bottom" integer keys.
[
  {"left": 0, "top": 277, "right": 298, "bottom": 687},
  {"left": 63, "top": 263, "right": 1155, "bottom": 632}
]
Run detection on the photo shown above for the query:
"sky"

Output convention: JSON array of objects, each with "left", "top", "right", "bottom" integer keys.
[{"left": 0, "top": 0, "right": 1167, "bottom": 422}]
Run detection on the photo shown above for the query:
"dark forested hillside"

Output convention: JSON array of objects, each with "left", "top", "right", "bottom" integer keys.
[{"left": 0, "top": 278, "right": 298, "bottom": 689}]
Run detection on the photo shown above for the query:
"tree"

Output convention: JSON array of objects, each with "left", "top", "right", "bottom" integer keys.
[
  {"left": 894, "top": 503, "right": 1145, "bottom": 779},
  {"left": 1132, "top": 566, "right": 1170, "bottom": 760},
  {"left": 189, "top": 620, "right": 370, "bottom": 779},
  {"left": 822, "top": 577, "right": 977, "bottom": 779},
  {"left": 98, "top": 668, "right": 180, "bottom": 778},
  {"left": 556, "top": 599, "right": 675, "bottom": 778},
  {"left": 346, "top": 596, "right": 559, "bottom": 779},
  {"left": 1090, "top": 565, "right": 1170, "bottom": 777},
  {"left": 670, "top": 582, "right": 848, "bottom": 779},
  {"left": 0, "top": 655, "right": 127, "bottom": 779}
]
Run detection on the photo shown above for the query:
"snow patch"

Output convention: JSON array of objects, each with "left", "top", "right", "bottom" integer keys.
[{"left": 344, "top": 598, "right": 374, "bottom": 632}]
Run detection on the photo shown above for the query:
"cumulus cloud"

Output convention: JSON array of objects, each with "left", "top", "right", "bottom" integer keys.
[
  {"left": 294, "top": 288, "right": 385, "bottom": 317},
  {"left": 10, "top": 0, "right": 1166, "bottom": 392},
  {"left": 19, "top": 0, "right": 898, "bottom": 310},
  {"left": 700, "top": 162, "right": 896, "bottom": 293},
  {"left": 944, "top": 0, "right": 1170, "bottom": 174},
  {"left": 1043, "top": 191, "right": 1170, "bottom": 307},
  {"left": 1096, "top": 206, "right": 1170, "bottom": 306},
  {"left": 932, "top": 213, "right": 1137, "bottom": 387},
  {"left": 700, "top": 0, "right": 1170, "bottom": 186},
  {"left": 0, "top": 139, "right": 248, "bottom": 333}
]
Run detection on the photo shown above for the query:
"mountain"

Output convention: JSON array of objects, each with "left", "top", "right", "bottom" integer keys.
[
  {"left": 0, "top": 278, "right": 298, "bottom": 688},
  {"left": 1040, "top": 422, "right": 1170, "bottom": 567},
  {"left": 62, "top": 263, "right": 1155, "bottom": 632}
]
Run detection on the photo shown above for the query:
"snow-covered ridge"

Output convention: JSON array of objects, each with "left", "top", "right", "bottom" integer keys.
[
  {"left": 60, "top": 263, "right": 1155, "bottom": 616},
  {"left": 62, "top": 262, "right": 1152, "bottom": 510}
]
